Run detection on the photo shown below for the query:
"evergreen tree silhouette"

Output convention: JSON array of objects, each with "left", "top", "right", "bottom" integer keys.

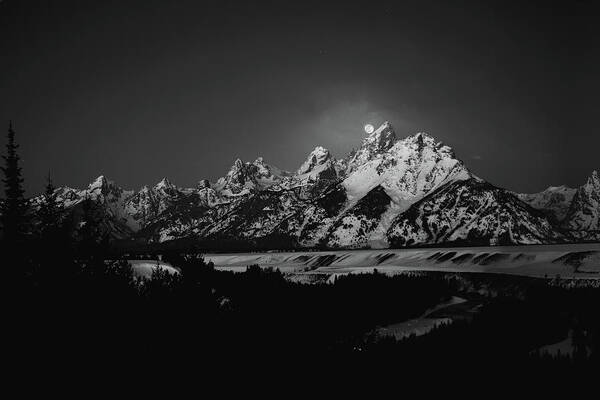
[
  {"left": 38, "top": 172, "right": 63, "bottom": 236},
  {"left": 1, "top": 121, "right": 28, "bottom": 244},
  {"left": 78, "top": 194, "right": 100, "bottom": 257},
  {"left": 34, "top": 172, "right": 75, "bottom": 282}
]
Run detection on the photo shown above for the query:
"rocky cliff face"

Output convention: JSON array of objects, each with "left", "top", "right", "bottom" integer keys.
[
  {"left": 517, "top": 185, "right": 576, "bottom": 223},
  {"left": 562, "top": 171, "right": 600, "bottom": 240},
  {"left": 387, "top": 178, "right": 563, "bottom": 247},
  {"left": 517, "top": 171, "right": 600, "bottom": 241}
]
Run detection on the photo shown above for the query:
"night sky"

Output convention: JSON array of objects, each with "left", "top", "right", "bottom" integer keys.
[{"left": 1, "top": 0, "right": 598, "bottom": 195}]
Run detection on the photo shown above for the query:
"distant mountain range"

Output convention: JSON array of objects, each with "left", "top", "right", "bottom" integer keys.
[{"left": 32, "top": 122, "right": 600, "bottom": 250}]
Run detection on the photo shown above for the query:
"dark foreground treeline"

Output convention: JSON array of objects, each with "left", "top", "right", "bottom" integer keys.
[
  {"left": 6, "top": 243, "right": 600, "bottom": 375},
  {"left": 9, "top": 247, "right": 452, "bottom": 366}
]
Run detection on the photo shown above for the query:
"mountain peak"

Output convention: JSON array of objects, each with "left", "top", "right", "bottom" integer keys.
[
  {"left": 233, "top": 158, "right": 245, "bottom": 169},
  {"left": 563, "top": 169, "right": 600, "bottom": 233},
  {"left": 197, "top": 179, "right": 211, "bottom": 189},
  {"left": 373, "top": 120, "right": 391, "bottom": 132},
  {"left": 87, "top": 175, "right": 124, "bottom": 197},
  {"left": 581, "top": 170, "right": 600, "bottom": 192},
  {"left": 312, "top": 145, "right": 329, "bottom": 155},
  {"left": 216, "top": 157, "right": 288, "bottom": 195},
  {"left": 252, "top": 156, "right": 277, "bottom": 175},
  {"left": 297, "top": 146, "right": 332, "bottom": 175},
  {"left": 88, "top": 175, "right": 109, "bottom": 191},
  {"left": 347, "top": 122, "right": 397, "bottom": 172},
  {"left": 154, "top": 177, "right": 175, "bottom": 190},
  {"left": 413, "top": 131, "right": 431, "bottom": 139},
  {"left": 397, "top": 131, "right": 456, "bottom": 159},
  {"left": 404, "top": 131, "right": 437, "bottom": 145},
  {"left": 225, "top": 158, "right": 250, "bottom": 177},
  {"left": 222, "top": 159, "right": 249, "bottom": 182},
  {"left": 366, "top": 121, "right": 396, "bottom": 146}
]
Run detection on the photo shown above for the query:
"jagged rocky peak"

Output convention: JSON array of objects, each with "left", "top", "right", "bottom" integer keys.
[
  {"left": 397, "top": 131, "right": 455, "bottom": 158},
  {"left": 216, "top": 157, "right": 288, "bottom": 194},
  {"left": 225, "top": 158, "right": 249, "bottom": 179},
  {"left": 297, "top": 146, "right": 332, "bottom": 175},
  {"left": 349, "top": 121, "right": 397, "bottom": 168},
  {"left": 233, "top": 158, "right": 244, "bottom": 169},
  {"left": 251, "top": 157, "right": 273, "bottom": 177},
  {"left": 576, "top": 169, "right": 599, "bottom": 198},
  {"left": 406, "top": 131, "right": 437, "bottom": 148},
  {"left": 587, "top": 170, "right": 599, "bottom": 188},
  {"left": 252, "top": 156, "right": 265, "bottom": 165},
  {"left": 348, "top": 121, "right": 397, "bottom": 171},
  {"left": 253, "top": 156, "right": 290, "bottom": 178},
  {"left": 368, "top": 121, "right": 396, "bottom": 147},
  {"left": 197, "top": 179, "right": 211, "bottom": 189},
  {"left": 152, "top": 178, "right": 178, "bottom": 197},
  {"left": 218, "top": 158, "right": 246, "bottom": 186},
  {"left": 563, "top": 170, "right": 600, "bottom": 234},
  {"left": 88, "top": 175, "right": 109, "bottom": 191},
  {"left": 87, "top": 175, "right": 123, "bottom": 196},
  {"left": 154, "top": 177, "right": 175, "bottom": 190}
]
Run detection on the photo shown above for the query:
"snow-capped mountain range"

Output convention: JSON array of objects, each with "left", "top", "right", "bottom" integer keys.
[{"left": 34, "top": 122, "right": 600, "bottom": 249}]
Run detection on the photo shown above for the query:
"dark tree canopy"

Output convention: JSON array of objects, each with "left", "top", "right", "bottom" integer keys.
[
  {"left": 37, "top": 173, "right": 64, "bottom": 237},
  {"left": 1, "top": 122, "right": 28, "bottom": 243}
]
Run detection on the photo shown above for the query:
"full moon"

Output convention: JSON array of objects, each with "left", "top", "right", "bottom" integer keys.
[{"left": 364, "top": 124, "right": 375, "bottom": 134}]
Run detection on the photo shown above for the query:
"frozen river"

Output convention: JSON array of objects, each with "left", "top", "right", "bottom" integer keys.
[{"left": 205, "top": 243, "right": 600, "bottom": 279}]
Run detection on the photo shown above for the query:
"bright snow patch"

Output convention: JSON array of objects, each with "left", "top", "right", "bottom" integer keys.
[{"left": 128, "top": 260, "right": 180, "bottom": 279}]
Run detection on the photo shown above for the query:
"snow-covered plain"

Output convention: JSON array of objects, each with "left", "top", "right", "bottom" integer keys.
[{"left": 205, "top": 243, "right": 600, "bottom": 279}]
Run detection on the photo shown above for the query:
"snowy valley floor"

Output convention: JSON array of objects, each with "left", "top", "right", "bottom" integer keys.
[{"left": 205, "top": 243, "right": 600, "bottom": 280}]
